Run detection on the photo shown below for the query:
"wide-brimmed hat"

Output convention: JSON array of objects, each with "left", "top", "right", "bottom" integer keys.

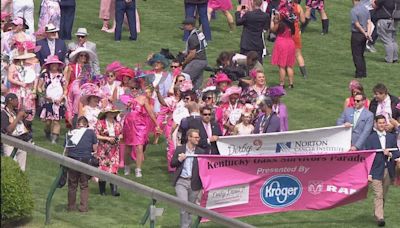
[
  {"left": 106, "top": 61, "right": 124, "bottom": 73},
  {"left": 13, "top": 49, "right": 36, "bottom": 60},
  {"left": 45, "top": 23, "right": 59, "bottom": 33},
  {"left": 147, "top": 53, "right": 170, "bottom": 68},
  {"left": 69, "top": 47, "right": 96, "bottom": 62},
  {"left": 75, "top": 27, "right": 88, "bottom": 36},
  {"left": 11, "top": 17, "right": 23, "bottom": 26},
  {"left": 215, "top": 73, "right": 232, "bottom": 84},
  {"left": 44, "top": 55, "right": 65, "bottom": 68},
  {"left": 116, "top": 67, "right": 135, "bottom": 81},
  {"left": 79, "top": 83, "right": 103, "bottom": 104},
  {"left": 221, "top": 86, "right": 242, "bottom": 103},
  {"left": 268, "top": 86, "right": 286, "bottom": 97},
  {"left": 23, "top": 41, "right": 41, "bottom": 52},
  {"left": 98, "top": 106, "right": 121, "bottom": 120}
]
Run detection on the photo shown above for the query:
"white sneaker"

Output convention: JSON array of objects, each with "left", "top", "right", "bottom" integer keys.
[
  {"left": 135, "top": 168, "right": 142, "bottom": 178},
  {"left": 124, "top": 166, "right": 131, "bottom": 176},
  {"left": 366, "top": 44, "right": 377, "bottom": 53}
]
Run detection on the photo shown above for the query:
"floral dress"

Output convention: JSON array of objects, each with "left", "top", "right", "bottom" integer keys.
[
  {"left": 38, "top": 0, "right": 61, "bottom": 33},
  {"left": 40, "top": 71, "right": 66, "bottom": 120},
  {"left": 83, "top": 106, "right": 101, "bottom": 129},
  {"left": 8, "top": 63, "right": 39, "bottom": 121},
  {"left": 95, "top": 119, "right": 122, "bottom": 174}
]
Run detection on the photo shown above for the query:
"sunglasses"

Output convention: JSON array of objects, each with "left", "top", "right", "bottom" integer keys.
[
  {"left": 205, "top": 97, "right": 213, "bottom": 100},
  {"left": 184, "top": 97, "right": 191, "bottom": 101},
  {"left": 77, "top": 35, "right": 86, "bottom": 39},
  {"left": 132, "top": 87, "right": 139, "bottom": 90},
  {"left": 354, "top": 99, "right": 363, "bottom": 103},
  {"left": 170, "top": 65, "right": 179, "bottom": 69},
  {"left": 202, "top": 113, "right": 211, "bottom": 116},
  {"left": 178, "top": 80, "right": 184, "bottom": 83}
]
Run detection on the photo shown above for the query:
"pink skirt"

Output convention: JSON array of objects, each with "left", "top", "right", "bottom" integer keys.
[
  {"left": 271, "top": 37, "right": 296, "bottom": 68},
  {"left": 123, "top": 112, "right": 149, "bottom": 146},
  {"left": 208, "top": 0, "right": 233, "bottom": 11}
]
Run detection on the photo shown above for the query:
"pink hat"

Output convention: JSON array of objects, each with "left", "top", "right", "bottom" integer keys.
[
  {"left": 23, "top": 41, "right": 41, "bottom": 52},
  {"left": 179, "top": 80, "right": 193, "bottom": 92},
  {"left": 348, "top": 79, "right": 361, "bottom": 92},
  {"left": 221, "top": 86, "right": 242, "bottom": 103},
  {"left": 12, "top": 17, "right": 23, "bottom": 26},
  {"left": 1, "top": 12, "right": 11, "bottom": 20},
  {"left": 44, "top": 55, "right": 65, "bottom": 68},
  {"left": 249, "top": 69, "right": 257, "bottom": 79},
  {"left": 80, "top": 83, "right": 103, "bottom": 104},
  {"left": 396, "top": 101, "right": 400, "bottom": 110},
  {"left": 106, "top": 61, "right": 124, "bottom": 73},
  {"left": 116, "top": 67, "right": 135, "bottom": 81},
  {"left": 215, "top": 73, "right": 232, "bottom": 84}
]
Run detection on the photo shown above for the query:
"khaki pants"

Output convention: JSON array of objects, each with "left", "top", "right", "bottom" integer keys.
[
  {"left": 175, "top": 178, "right": 200, "bottom": 228},
  {"left": 371, "top": 168, "right": 391, "bottom": 220},
  {"left": 3, "top": 143, "right": 27, "bottom": 171}
]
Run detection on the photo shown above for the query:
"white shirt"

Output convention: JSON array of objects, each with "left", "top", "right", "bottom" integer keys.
[
  {"left": 152, "top": 72, "right": 163, "bottom": 87},
  {"left": 180, "top": 145, "right": 195, "bottom": 178},
  {"left": 353, "top": 107, "right": 363, "bottom": 126},
  {"left": 47, "top": 39, "right": 55, "bottom": 56},
  {"left": 377, "top": 131, "right": 386, "bottom": 149}
]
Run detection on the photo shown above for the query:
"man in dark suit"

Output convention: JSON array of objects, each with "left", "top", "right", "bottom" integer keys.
[
  {"left": 179, "top": 102, "right": 201, "bottom": 143},
  {"left": 235, "top": 0, "right": 270, "bottom": 63},
  {"left": 181, "top": 106, "right": 222, "bottom": 154},
  {"left": 253, "top": 96, "right": 280, "bottom": 133},
  {"left": 171, "top": 129, "right": 206, "bottom": 228},
  {"left": 337, "top": 92, "right": 374, "bottom": 150},
  {"left": 59, "top": 0, "right": 76, "bottom": 40},
  {"left": 36, "top": 24, "right": 67, "bottom": 66},
  {"left": 365, "top": 115, "right": 400, "bottom": 227}
]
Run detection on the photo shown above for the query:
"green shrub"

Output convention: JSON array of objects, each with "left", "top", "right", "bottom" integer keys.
[{"left": 1, "top": 156, "right": 34, "bottom": 222}]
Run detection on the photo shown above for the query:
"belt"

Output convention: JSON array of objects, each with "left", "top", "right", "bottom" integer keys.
[{"left": 180, "top": 176, "right": 192, "bottom": 180}]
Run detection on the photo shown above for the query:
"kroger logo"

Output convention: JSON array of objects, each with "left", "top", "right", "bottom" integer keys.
[{"left": 260, "top": 175, "right": 302, "bottom": 208}]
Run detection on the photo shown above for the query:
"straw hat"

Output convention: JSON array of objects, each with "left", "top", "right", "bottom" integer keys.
[
  {"left": 13, "top": 49, "right": 36, "bottom": 60},
  {"left": 45, "top": 23, "right": 59, "bottom": 33},
  {"left": 75, "top": 27, "right": 88, "bottom": 36},
  {"left": 98, "top": 106, "right": 121, "bottom": 120}
]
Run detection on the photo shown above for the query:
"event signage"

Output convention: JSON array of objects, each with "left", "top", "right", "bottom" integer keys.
[
  {"left": 198, "top": 151, "right": 375, "bottom": 219},
  {"left": 216, "top": 126, "right": 352, "bottom": 155}
]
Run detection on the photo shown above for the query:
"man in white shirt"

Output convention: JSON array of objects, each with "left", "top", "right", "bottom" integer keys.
[{"left": 36, "top": 23, "right": 67, "bottom": 66}]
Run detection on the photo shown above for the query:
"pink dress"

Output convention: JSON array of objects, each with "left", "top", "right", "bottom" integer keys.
[
  {"left": 271, "top": 26, "right": 296, "bottom": 68},
  {"left": 95, "top": 119, "right": 122, "bottom": 174},
  {"left": 208, "top": 0, "right": 233, "bottom": 11},
  {"left": 156, "top": 96, "right": 178, "bottom": 172},
  {"left": 123, "top": 99, "right": 151, "bottom": 146},
  {"left": 8, "top": 63, "right": 39, "bottom": 121}
]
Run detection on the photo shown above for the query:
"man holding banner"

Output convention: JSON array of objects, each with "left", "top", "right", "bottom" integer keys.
[
  {"left": 171, "top": 129, "right": 205, "bottom": 228},
  {"left": 365, "top": 115, "right": 400, "bottom": 227},
  {"left": 337, "top": 92, "right": 374, "bottom": 151}
]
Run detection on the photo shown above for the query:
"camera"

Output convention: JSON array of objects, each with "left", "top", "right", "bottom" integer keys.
[{"left": 114, "top": 137, "right": 120, "bottom": 142}]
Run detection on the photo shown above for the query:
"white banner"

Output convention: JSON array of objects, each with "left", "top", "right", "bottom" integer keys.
[{"left": 217, "top": 126, "right": 352, "bottom": 156}]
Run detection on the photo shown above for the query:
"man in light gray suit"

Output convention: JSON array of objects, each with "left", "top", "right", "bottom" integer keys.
[
  {"left": 337, "top": 92, "right": 374, "bottom": 150},
  {"left": 67, "top": 28, "right": 100, "bottom": 75}
]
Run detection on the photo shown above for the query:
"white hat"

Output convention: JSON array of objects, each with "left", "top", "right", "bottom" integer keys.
[
  {"left": 75, "top": 28, "right": 88, "bottom": 36},
  {"left": 45, "top": 23, "right": 59, "bottom": 33},
  {"left": 69, "top": 47, "right": 96, "bottom": 62}
]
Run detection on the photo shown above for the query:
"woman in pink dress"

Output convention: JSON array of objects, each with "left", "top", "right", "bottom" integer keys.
[
  {"left": 215, "top": 86, "right": 243, "bottom": 135},
  {"left": 123, "top": 86, "right": 160, "bottom": 178},
  {"left": 343, "top": 79, "right": 370, "bottom": 110},
  {"left": 95, "top": 108, "right": 123, "bottom": 196},
  {"left": 208, "top": 0, "right": 235, "bottom": 31},
  {"left": 271, "top": 9, "right": 296, "bottom": 89},
  {"left": 155, "top": 86, "right": 181, "bottom": 172},
  {"left": 7, "top": 47, "right": 39, "bottom": 130}
]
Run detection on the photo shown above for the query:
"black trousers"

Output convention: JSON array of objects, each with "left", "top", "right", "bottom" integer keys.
[
  {"left": 60, "top": 5, "right": 76, "bottom": 40},
  {"left": 115, "top": 0, "right": 137, "bottom": 41},
  {"left": 351, "top": 32, "right": 367, "bottom": 77}
]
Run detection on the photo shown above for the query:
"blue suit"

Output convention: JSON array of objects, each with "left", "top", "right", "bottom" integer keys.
[
  {"left": 365, "top": 131, "right": 400, "bottom": 180},
  {"left": 36, "top": 39, "right": 67, "bottom": 66},
  {"left": 337, "top": 107, "right": 374, "bottom": 150},
  {"left": 59, "top": 0, "right": 76, "bottom": 40}
]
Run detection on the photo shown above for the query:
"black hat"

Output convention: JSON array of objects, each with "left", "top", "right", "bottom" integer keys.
[
  {"left": 160, "top": 48, "right": 175, "bottom": 60},
  {"left": 5, "top": 93, "right": 18, "bottom": 104},
  {"left": 182, "top": 18, "right": 196, "bottom": 25}
]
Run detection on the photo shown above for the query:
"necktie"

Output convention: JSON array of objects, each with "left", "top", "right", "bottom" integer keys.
[{"left": 353, "top": 110, "right": 360, "bottom": 127}]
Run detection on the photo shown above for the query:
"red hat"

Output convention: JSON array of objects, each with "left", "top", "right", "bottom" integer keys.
[
  {"left": 215, "top": 73, "right": 232, "bottom": 84},
  {"left": 106, "top": 61, "right": 124, "bottom": 73},
  {"left": 116, "top": 67, "right": 135, "bottom": 81}
]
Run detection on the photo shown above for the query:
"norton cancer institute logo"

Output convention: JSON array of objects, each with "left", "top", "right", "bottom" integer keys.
[{"left": 260, "top": 175, "right": 302, "bottom": 208}]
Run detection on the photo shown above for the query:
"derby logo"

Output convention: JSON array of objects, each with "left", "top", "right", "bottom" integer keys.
[
  {"left": 308, "top": 180, "right": 323, "bottom": 195},
  {"left": 260, "top": 175, "right": 302, "bottom": 208}
]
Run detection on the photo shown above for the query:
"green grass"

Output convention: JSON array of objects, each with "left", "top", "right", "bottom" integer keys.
[{"left": 19, "top": 0, "right": 400, "bottom": 227}]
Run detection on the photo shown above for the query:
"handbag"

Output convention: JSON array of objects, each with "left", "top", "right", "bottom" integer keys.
[{"left": 88, "top": 155, "right": 99, "bottom": 167}]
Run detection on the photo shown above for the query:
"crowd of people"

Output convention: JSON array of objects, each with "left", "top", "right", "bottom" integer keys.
[{"left": 0, "top": 0, "right": 399, "bottom": 227}]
